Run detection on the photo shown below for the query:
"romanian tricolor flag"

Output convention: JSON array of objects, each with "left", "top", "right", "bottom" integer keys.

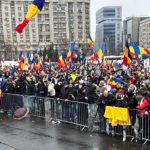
[
  {"left": 87, "top": 34, "right": 94, "bottom": 48},
  {"left": 95, "top": 48, "right": 103, "bottom": 60},
  {"left": 122, "top": 42, "right": 132, "bottom": 66},
  {"left": 113, "top": 78, "right": 124, "bottom": 84},
  {"left": 67, "top": 50, "right": 72, "bottom": 60},
  {"left": 16, "top": 0, "right": 45, "bottom": 33},
  {"left": 129, "top": 42, "right": 141, "bottom": 58},
  {"left": 37, "top": 59, "right": 43, "bottom": 73},
  {"left": 139, "top": 47, "right": 150, "bottom": 55},
  {"left": 96, "top": 44, "right": 105, "bottom": 60},
  {"left": 109, "top": 81, "right": 117, "bottom": 88},
  {"left": 129, "top": 42, "right": 150, "bottom": 58},
  {"left": 18, "top": 60, "right": 26, "bottom": 71},
  {"left": 67, "top": 42, "right": 75, "bottom": 60},
  {"left": 57, "top": 55, "right": 65, "bottom": 68},
  {"left": 18, "top": 51, "right": 26, "bottom": 71},
  {"left": 129, "top": 45, "right": 136, "bottom": 58}
]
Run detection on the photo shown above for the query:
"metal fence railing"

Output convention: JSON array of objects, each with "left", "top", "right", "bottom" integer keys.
[
  {"left": 0, "top": 93, "right": 24, "bottom": 115},
  {"left": 0, "top": 93, "right": 150, "bottom": 144},
  {"left": 26, "top": 96, "right": 89, "bottom": 128}
]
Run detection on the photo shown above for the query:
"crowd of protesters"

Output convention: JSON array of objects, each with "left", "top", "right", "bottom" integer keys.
[{"left": 0, "top": 59, "right": 150, "bottom": 141}]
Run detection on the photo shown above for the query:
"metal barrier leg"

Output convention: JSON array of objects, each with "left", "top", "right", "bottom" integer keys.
[
  {"left": 123, "top": 126, "right": 127, "bottom": 142},
  {"left": 142, "top": 114, "right": 150, "bottom": 144},
  {"left": 131, "top": 115, "right": 140, "bottom": 142},
  {"left": 80, "top": 103, "right": 88, "bottom": 131},
  {"left": 106, "top": 120, "right": 110, "bottom": 135},
  {"left": 111, "top": 127, "right": 115, "bottom": 137},
  {"left": 144, "top": 139, "right": 149, "bottom": 145},
  {"left": 88, "top": 104, "right": 97, "bottom": 131}
]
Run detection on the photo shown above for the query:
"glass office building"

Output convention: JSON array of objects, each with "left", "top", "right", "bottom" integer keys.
[{"left": 95, "top": 6, "right": 122, "bottom": 55}]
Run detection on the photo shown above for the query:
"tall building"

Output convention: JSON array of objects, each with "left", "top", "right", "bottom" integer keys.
[
  {"left": 0, "top": 0, "right": 4, "bottom": 48},
  {"left": 123, "top": 17, "right": 149, "bottom": 47},
  {"left": 95, "top": 6, "right": 122, "bottom": 56},
  {"left": 139, "top": 18, "right": 150, "bottom": 48},
  {"left": 0, "top": 0, "right": 90, "bottom": 52}
]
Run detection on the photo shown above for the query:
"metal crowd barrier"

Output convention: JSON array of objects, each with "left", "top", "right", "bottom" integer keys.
[
  {"left": 0, "top": 93, "right": 24, "bottom": 115},
  {"left": 26, "top": 96, "right": 89, "bottom": 128},
  {"left": 26, "top": 96, "right": 46, "bottom": 118},
  {"left": 112, "top": 110, "right": 137, "bottom": 138},
  {"left": 96, "top": 109, "right": 150, "bottom": 144},
  {"left": 141, "top": 112, "right": 150, "bottom": 144},
  {"left": 0, "top": 93, "right": 150, "bottom": 144}
]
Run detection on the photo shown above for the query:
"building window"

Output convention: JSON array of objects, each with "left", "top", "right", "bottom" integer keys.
[
  {"left": 61, "top": 7, "right": 65, "bottom": 11},
  {"left": 78, "top": 8, "right": 82, "bottom": 13},
  {"left": 31, "top": 24, "right": 35, "bottom": 28},
  {"left": 5, "top": 6, "right": 8, "bottom": 11},
  {"left": 117, "top": 15, "right": 120, "bottom": 18},
  {"left": 7, "top": 29, "right": 10, "bottom": 33},
  {"left": 32, "top": 29, "right": 36, "bottom": 33},
  {"left": 38, "top": 24, "right": 42, "bottom": 31},
  {"left": 5, "top": 12, "right": 9, "bottom": 16},
  {"left": 18, "top": 12, "right": 22, "bottom": 17},
  {"left": 45, "top": 4, "right": 49, "bottom": 11},
  {"left": 11, "top": 2, "right": 15, "bottom": 6},
  {"left": 18, "top": 7, "right": 21, "bottom": 10},
  {"left": 26, "top": 35, "right": 30, "bottom": 39},
  {"left": 6, "top": 24, "right": 9, "bottom": 27},
  {"left": 5, "top": 18, "right": 9, "bottom": 21},
  {"left": 32, "top": 18, "right": 35, "bottom": 22},
  {"left": 103, "top": 9, "right": 115, "bottom": 18},
  {"left": 7, "top": 35, "right": 10, "bottom": 39},
  {"left": 45, "top": 25, "right": 50, "bottom": 32},
  {"left": 46, "top": 36, "right": 50, "bottom": 41},
  {"left": 45, "top": 14, "right": 49, "bottom": 21}
]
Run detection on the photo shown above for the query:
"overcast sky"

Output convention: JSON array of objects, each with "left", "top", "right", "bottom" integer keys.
[{"left": 91, "top": 0, "right": 150, "bottom": 40}]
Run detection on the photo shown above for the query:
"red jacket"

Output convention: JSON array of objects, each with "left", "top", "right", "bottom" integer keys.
[
  {"left": 136, "top": 98, "right": 150, "bottom": 117},
  {"left": 136, "top": 99, "right": 149, "bottom": 110}
]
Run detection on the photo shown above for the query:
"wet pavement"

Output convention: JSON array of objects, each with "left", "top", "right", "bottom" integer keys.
[
  {"left": 0, "top": 143, "right": 16, "bottom": 150},
  {"left": 0, "top": 114, "right": 149, "bottom": 150}
]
